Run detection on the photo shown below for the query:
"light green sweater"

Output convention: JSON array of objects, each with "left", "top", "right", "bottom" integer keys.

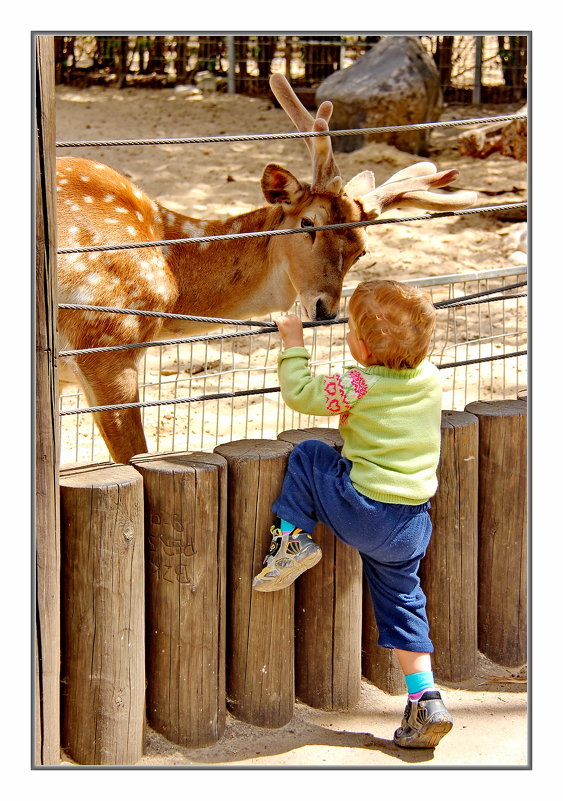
[{"left": 278, "top": 347, "right": 442, "bottom": 505}]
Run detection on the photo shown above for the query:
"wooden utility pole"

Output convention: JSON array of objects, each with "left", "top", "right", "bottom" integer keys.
[{"left": 35, "top": 34, "right": 60, "bottom": 765}]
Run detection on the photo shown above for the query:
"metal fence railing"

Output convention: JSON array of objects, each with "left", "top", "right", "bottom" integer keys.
[{"left": 59, "top": 266, "right": 527, "bottom": 466}]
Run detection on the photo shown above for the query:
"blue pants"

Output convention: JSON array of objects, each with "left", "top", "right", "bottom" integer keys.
[{"left": 272, "top": 440, "right": 434, "bottom": 653}]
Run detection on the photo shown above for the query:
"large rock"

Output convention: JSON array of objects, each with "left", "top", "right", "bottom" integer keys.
[{"left": 316, "top": 36, "right": 442, "bottom": 155}]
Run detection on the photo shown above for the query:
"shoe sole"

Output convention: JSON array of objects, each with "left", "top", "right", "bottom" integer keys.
[
  {"left": 394, "top": 718, "right": 453, "bottom": 749},
  {"left": 252, "top": 548, "right": 322, "bottom": 592}
]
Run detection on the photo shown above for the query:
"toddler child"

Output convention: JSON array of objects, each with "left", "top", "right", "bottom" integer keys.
[{"left": 252, "top": 279, "right": 453, "bottom": 749}]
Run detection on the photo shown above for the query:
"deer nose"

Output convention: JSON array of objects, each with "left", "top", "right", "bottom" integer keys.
[{"left": 314, "top": 299, "right": 338, "bottom": 321}]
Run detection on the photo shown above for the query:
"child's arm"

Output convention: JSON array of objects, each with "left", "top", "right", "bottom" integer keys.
[{"left": 275, "top": 315, "right": 368, "bottom": 417}]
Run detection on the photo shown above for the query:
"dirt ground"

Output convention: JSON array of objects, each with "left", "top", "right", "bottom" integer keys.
[
  {"left": 55, "top": 84, "right": 528, "bottom": 769},
  {"left": 59, "top": 652, "right": 527, "bottom": 769},
  {"left": 137, "top": 654, "right": 527, "bottom": 768}
]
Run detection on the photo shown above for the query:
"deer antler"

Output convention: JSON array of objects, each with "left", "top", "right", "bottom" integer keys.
[
  {"left": 270, "top": 73, "right": 342, "bottom": 195},
  {"left": 351, "top": 162, "right": 478, "bottom": 218}
]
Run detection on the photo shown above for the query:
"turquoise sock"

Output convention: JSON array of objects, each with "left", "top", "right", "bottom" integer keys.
[
  {"left": 280, "top": 519, "right": 296, "bottom": 533},
  {"left": 405, "top": 671, "right": 435, "bottom": 700}
]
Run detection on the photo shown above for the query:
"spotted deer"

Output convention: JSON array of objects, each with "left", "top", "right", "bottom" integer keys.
[{"left": 57, "top": 74, "right": 476, "bottom": 464}]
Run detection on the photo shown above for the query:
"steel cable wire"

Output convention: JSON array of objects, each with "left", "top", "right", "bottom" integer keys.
[
  {"left": 57, "top": 202, "right": 527, "bottom": 256},
  {"left": 56, "top": 112, "right": 528, "bottom": 149}
]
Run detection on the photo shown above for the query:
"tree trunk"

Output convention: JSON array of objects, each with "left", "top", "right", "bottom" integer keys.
[
  {"left": 116, "top": 36, "right": 129, "bottom": 88},
  {"left": 175, "top": 35, "right": 189, "bottom": 83},
  {"left": 435, "top": 35, "right": 454, "bottom": 88},
  {"left": 234, "top": 35, "right": 250, "bottom": 92},
  {"left": 498, "top": 35, "right": 528, "bottom": 100}
]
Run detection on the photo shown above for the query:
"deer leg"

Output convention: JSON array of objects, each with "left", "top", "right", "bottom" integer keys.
[{"left": 71, "top": 354, "right": 148, "bottom": 464}]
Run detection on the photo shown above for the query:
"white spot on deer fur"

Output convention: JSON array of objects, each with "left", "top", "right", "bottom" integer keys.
[
  {"left": 115, "top": 206, "right": 129, "bottom": 214},
  {"left": 80, "top": 175, "right": 91, "bottom": 182},
  {"left": 104, "top": 218, "right": 119, "bottom": 224},
  {"left": 72, "top": 287, "right": 95, "bottom": 304},
  {"left": 71, "top": 204, "right": 81, "bottom": 212},
  {"left": 133, "top": 188, "right": 143, "bottom": 199},
  {"left": 126, "top": 226, "right": 138, "bottom": 237},
  {"left": 230, "top": 220, "right": 241, "bottom": 234},
  {"left": 65, "top": 260, "right": 87, "bottom": 273},
  {"left": 136, "top": 211, "right": 144, "bottom": 222},
  {"left": 83, "top": 196, "right": 94, "bottom": 203},
  {"left": 94, "top": 163, "right": 106, "bottom": 169},
  {"left": 103, "top": 193, "right": 116, "bottom": 203},
  {"left": 58, "top": 178, "right": 68, "bottom": 186},
  {"left": 182, "top": 221, "right": 203, "bottom": 237},
  {"left": 87, "top": 274, "right": 102, "bottom": 285},
  {"left": 167, "top": 212, "right": 176, "bottom": 227},
  {"left": 157, "top": 283, "right": 172, "bottom": 298}
]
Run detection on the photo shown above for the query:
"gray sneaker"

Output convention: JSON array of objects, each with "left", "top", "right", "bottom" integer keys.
[
  {"left": 393, "top": 691, "right": 453, "bottom": 748},
  {"left": 252, "top": 527, "right": 322, "bottom": 591}
]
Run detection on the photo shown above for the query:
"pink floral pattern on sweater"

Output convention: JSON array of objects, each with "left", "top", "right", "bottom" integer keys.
[
  {"left": 323, "top": 374, "right": 351, "bottom": 414},
  {"left": 348, "top": 370, "right": 369, "bottom": 399},
  {"left": 322, "top": 369, "right": 370, "bottom": 423}
]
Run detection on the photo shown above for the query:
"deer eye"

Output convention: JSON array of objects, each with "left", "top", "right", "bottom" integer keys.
[{"left": 301, "top": 217, "right": 316, "bottom": 242}]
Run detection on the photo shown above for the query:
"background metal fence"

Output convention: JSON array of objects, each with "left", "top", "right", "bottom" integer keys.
[
  {"left": 59, "top": 265, "right": 527, "bottom": 465},
  {"left": 54, "top": 34, "right": 527, "bottom": 104}
]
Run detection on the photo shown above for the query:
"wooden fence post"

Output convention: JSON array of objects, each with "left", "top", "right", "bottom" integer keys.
[
  {"left": 60, "top": 464, "right": 145, "bottom": 765},
  {"left": 35, "top": 34, "right": 60, "bottom": 766},
  {"left": 131, "top": 452, "right": 227, "bottom": 747},
  {"left": 213, "top": 440, "right": 295, "bottom": 728},
  {"left": 465, "top": 399, "right": 527, "bottom": 666},
  {"left": 421, "top": 410, "right": 479, "bottom": 682},
  {"left": 277, "top": 428, "right": 363, "bottom": 710},
  {"left": 362, "top": 580, "right": 404, "bottom": 695}
]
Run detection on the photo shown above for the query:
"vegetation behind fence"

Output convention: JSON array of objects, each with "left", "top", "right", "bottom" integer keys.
[{"left": 54, "top": 34, "right": 528, "bottom": 103}]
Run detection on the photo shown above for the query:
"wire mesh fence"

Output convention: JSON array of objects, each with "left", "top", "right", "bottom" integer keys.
[
  {"left": 54, "top": 34, "right": 527, "bottom": 103},
  {"left": 58, "top": 265, "right": 527, "bottom": 465}
]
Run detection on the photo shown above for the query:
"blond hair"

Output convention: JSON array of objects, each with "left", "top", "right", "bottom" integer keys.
[{"left": 348, "top": 279, "right": 436, "bottom": 370}]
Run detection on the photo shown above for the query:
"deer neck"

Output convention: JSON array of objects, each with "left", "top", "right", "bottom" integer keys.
[{"left": 156, "top": 203, "right": 296, "bottom": 332}]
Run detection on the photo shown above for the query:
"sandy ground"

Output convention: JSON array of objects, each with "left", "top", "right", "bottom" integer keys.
[
  {"left": 55, "top": 84, "right": 528, "bottom": 769},
  {"left": 59, "top": 653, "right": 527, "bottom": 769},
  {"left": 137, "top": 655, "right": 527, "bottom": 768}
]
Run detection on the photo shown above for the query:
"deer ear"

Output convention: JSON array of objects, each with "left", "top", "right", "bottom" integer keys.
[
  {"left": 344, "top": 170, "right": 376, "bottom": 199},
  {"left": 261, "top": 164, "right": 305, "bottom": 207}
]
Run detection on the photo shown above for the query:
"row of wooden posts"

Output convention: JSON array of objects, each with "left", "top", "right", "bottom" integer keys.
[{"left": 58, "top": 399, "right": 527, "bottom": 765}]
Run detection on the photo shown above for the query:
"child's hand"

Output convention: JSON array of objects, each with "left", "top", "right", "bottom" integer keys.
[{"left": 274, "top": 314, "right": 305, "bottom": 349}]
